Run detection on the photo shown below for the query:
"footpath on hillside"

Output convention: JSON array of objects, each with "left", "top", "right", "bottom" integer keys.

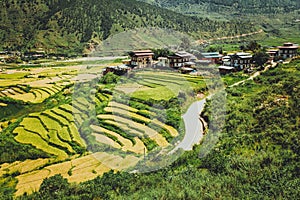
[{"left": 194, "top": 29, "right": 264, "bottom": 45}]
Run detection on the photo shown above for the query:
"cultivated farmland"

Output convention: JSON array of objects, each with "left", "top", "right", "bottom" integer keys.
[{"left": 1, "top": 64, "right": 208, "bottom": 197}]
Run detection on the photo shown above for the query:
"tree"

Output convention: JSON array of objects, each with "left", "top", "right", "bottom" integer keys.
[
  {"left": 100, "top": 72, "right": 120, "bottom": 84},
  {"left": 245, "top": 41, "right": 261, "bottom": 52},
  {"left": 151, "top": 48, "right": 173, "bottom": 60},
  {"left": 253, "top": 50, "right": 269, "bottom": 67},
  {"left": 39, "top": 174, "right": 70, "bottom": 198}
]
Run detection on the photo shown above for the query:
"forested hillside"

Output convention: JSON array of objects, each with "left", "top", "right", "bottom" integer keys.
[
  {"left": 18, "top": 59, "right": 300, "bottom": 199},
  {"left": 0, "top": 0, "right": 259, "bottom": 54},
  {"left": 140, "top": 0, "right": 300, "bottom": 16}
]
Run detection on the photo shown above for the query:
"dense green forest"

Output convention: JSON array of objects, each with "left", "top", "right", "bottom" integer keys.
[
  {"left": 0, "top": 0, "right": 259, "bottom": 54},
  {"left": 16, "top": 59, "right": 300, "bottom": 199},
  {"left": 140, "top": 0, "right": 300, "bottom": 16}
]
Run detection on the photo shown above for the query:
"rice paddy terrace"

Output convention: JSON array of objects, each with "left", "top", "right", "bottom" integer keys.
[{"left": 0, "top": 66, "right": 207, "bottom": 196}]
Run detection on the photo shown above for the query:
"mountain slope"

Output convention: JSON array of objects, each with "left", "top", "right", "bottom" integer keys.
[
  {"left": 0, "top": 0, "right": 259, "bottom": 54},
  {"left": 139, "top": 0, "right": 300, "bottom": 16}
]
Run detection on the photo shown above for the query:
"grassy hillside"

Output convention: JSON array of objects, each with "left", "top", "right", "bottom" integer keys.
[
  {"left": 140, "top": 0, "right": 300, "bottom": 17},
  {"left": 0, "top": 0, "right": 259, "bottom": 54},
  {"left": 20, "top": 59, "right": 300, "bottom": 199},
  {"left": 137, "top": 0, "right": 300, "bottom": 52}
]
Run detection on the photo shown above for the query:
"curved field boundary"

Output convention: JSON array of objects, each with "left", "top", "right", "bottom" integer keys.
[
  {"left": 103, "top": 120, "right": 145, "bottom": 138},
  {"left": 51, "top": 109, "right": 75, "bottom": 123},
  {"left": 48, "top": 130, "right": 75, "bottom": 154},
  {"left": 5, "top": 88, "right": 18, "bottom": 95},
  {"left": 40, "top": 87, "right": 57, "bottom": 94},
  {"left": 59, "top": 104, "right": 82, "bottom": 116},
  {"left": 135, "top": 80, "right": 163, "bottom": 88},
  {"left": 13, "top": 127, "right": 68, "bottom": 159},
  {"left": 139, "top": 76, "right": 190, "bottom": 87},
  {"left": 92, "top": 133, "right": 122, "bottom": 149},
  {"left": 109, "top": 101, "right": 157, "bottom": 118},
  {"left": 95, "top": 92, "right": 111, "bottom": 102},
  {"left": 10, "top": 88, "right": 50, "bottom": 103},
  {"left": 15, "top": 152, "right": 140, "bottom": 196},
  {"left": 97, "top": 120, "right": 137, "bottom": 144},
  {"left": 12, "top": 93, "right": 36, "bottom": 102},
  {"left": 108, "top": 101, "right": 138, "bottom": 113},
  {"left": 152, "top": 119, "right": 178, "bottom": 137},
  {"left": 98, "top": 114, "right": 169, "bottom": 147},
  {"left": 51, "top": 85, "right": 62, "bottom": 92},
  {"left": 93, "top": 97, "right": 101, "bottom": 106},
  {"left": 137, "top": 72, "right": 190, "bottom": 81},
  {"left": 36, "top": 113, "right": 72, "bottom": 143},
  {"left": 90, "top": 125, "right": 146, "bottom": 154},
  {"left": 29, "top": 111, "right": 85, "bottom": 148},
  {"left": 0, "top": 92, "right": 6, "bottom": 97},
  {"left": 75, "top": 97, "right": 90, "bottom": 106},
  {"left": 0, "top": 158, "right": 50, "bottom": 177},
  {"left": 43, "top": 110, "right": 70, "bottom": 127},
  {"left": 11, "top": 87, "right": 25, "bottom": 94},
  {"left": 37, "top": 88, "right": 52, "bottom": 95},
  {"left": 59, "top": 104, "right": 87, "bottom": 125},
  {"left": 72, "top": 101, "right": 88, "bottom": 113},
  {"left": 19, "top": 115, "right": 74, "bottom": 153},
  {"left": 69, "top": 122, "right": 86, "bottom": 147},
  {"left": 104, "top": 107, "right": 151, "bottom": 124},
  {"left": 19, "top": 118, "right": 49, "bottom": 140},
  {"left": 36, "top": 114, "right": 63, "bottom": 132}
]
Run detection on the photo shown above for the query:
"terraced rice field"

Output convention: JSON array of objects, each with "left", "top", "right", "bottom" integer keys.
[
  {"left": 115, "top": 71, "right": 205, "bottom": 101},
  {"left": 13, "top": 105, "right": 86, "bottom": 160},
  {"left": 91, "top": 97, "right": 179, "bottom": 152},
  {"left": 91, "top": 125, "right": 146, "bottom": 154},
  {"left": 2, "top": 69, "right": 201, "bottom": 197},
  {"left": 14, "top": 152, "right": 140, "bottom": 196},
  {"left": 0, "top": 84, "right": 64, "bottom": 103}
]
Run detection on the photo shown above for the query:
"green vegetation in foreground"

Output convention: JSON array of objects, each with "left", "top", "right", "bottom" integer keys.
[
  {"left": 20, "top": 59, "right": 300, "bottom": 199},
  {"left": 221, "top": 71, "right": 249, "bottom": 86}
]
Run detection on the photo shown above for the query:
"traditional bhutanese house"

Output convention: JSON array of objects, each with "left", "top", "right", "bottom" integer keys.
[
  {"left": 229, "top": 52, "right": 252, "bottom": 70},
  {"left": 167, "top": 55, "right": 187, "bottom": 68},
  {"left": 266, "top": 49, "right": 279, "bottom": 62},
  {"left": 167, "top": 51, "right": 192, "bottom": 68},
  {"left": 130, "top": 50, "right": 154, "bottom": 68},
  {"left": 156, "top": 57, "right": 168, "bottom": 67},
  {"left": 199, "top": 52, "right": 223, "bottom": 64},
  {"left": 103, "top": 65, "right": 131, "bottom": 76},
  {"left": 218, "top": 66, "right": 235, "bottom": 75},
  {"left": 278, "top": 42, "right": 299, "bottom": 59}
]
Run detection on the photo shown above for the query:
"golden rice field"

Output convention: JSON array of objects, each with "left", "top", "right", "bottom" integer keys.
[
  {"left": 13, "top": 152, "right": 140, "bottom": 196},
  {"left": 0, "top": 67, "right": 201, "bottom": 197},
  {"left": 90, "top": 125, "right": 146, "bottom": 154},
  {"left": 13, "top": 105, "right": 86, "bottom": 160}
]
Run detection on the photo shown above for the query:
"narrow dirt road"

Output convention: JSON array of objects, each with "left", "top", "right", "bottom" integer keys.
[
  {"left": 169, "top": 99, "right": 207, "bottom": 153},
  {"left": 194, "top": 29, "right": 264, "bottom": 45},
  {"left": 229, "top": 62, "right": 277, "bottom": 88}
]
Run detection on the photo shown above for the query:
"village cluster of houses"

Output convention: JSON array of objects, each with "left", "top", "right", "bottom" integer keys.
[{"left": 104, "top": 42, "right": 299, "bottom": 75}]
